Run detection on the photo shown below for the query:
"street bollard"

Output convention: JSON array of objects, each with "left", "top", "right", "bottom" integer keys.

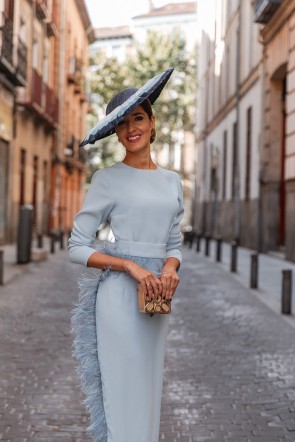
[
  {"left": 17, "top": 204, "right": 33, "bottom": 264},
  {"left": 188, "top": 230, "right": 195, "bottom": 249},
  {"left": 230, "top": 241, "right": 238, "bottom": 273},
  {"left": 281, "top": 269, "right": 292, "bottom": 315},
  {"left": 37, "top": 234, "right": 43, "bottom": 248},
  {"left": 50, "top": 234, "right": 55, "bottom": 254},
  {"left": 216, "top": 237, "right": 222, "bottom": 262},
  {"left": 59, "top": 231, "right": 64, "bottom": 250},
  {"left": 196, "top": 233, "right": 201, "bottom": 253},
  {"left": 205, "top": 234, "right": 210, "bottom": 257},
  {"left": 250, "top": 253, "right": 259, "bottom": 289},
  {"left": 0, "top": 250, "right": 3, "bottom": 285}
]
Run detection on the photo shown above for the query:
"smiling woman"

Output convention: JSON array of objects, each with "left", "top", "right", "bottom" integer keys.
[{"left": 69, "top": 69, "right": 184, "bottom": 442}]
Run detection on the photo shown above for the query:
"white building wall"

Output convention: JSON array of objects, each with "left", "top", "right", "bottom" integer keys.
[{"left": 239, "top": 78, "right": 262, "bottom": 200}]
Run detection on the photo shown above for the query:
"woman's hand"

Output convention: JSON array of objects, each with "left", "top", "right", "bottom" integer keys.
[
  {"left": 160, "top": 258, "right": 180, "bottom": 300},
  {"left": 124, "top": 261, "right": 162, "bottom": 298}
]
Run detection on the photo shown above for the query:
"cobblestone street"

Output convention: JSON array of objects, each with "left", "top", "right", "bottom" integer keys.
[{"left": 1, "top": 246, "right": 295, "bottom": 441}]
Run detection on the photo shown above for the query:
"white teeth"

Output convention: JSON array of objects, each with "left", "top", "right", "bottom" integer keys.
[{"left": 128, "top": 136, "right": 140, "bottom": 141}]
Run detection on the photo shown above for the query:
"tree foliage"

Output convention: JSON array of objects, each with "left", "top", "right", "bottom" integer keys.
[{"left": 86, "top": 29, "right": 197, "bottom": 174}]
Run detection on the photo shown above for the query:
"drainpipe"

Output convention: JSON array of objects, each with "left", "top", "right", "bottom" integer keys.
[{"left": 234, "top": 0, "right": 242, "bottom": 243}]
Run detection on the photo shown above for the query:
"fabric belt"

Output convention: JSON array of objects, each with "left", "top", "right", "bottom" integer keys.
[{"left": 114, "top": 239, "right": 166, "bottom": 259}]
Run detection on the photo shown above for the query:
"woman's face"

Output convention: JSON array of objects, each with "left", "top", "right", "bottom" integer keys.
[{"left": 115, "top": 105, "right": 155, "bottom": 153}]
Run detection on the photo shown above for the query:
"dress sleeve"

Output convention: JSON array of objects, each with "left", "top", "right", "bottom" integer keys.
[
  {"left": 68, "top": 170, "right": 113, "bottom": 266},
  {"left": 166, "top": 174, "right": 184, "bottom": 263}
]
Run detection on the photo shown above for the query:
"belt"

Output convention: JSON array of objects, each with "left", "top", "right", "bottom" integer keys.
[{"left": 114, "top": 239, "right": 166, "bottom": 259}]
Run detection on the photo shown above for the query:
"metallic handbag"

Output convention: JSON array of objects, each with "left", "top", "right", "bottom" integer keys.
[{"left": 137, "top": 284, "right": 171, "bottom": 316}]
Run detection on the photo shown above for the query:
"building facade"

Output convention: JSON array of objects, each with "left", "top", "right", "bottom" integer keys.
[
  {"left": 256, "top": 0, "right": 295, "bottom": 261},
  {"left": 0, "top": 0, "right": 27, "bottom": 243},
  {"left": 195, "top": 0, "right": 295, "bottom": 262},
  {"left": 1, "top": 0, "right": 94, "bottom": 244},
  {"left": 195, "top": 0, "right": 264, "bottom": 250}
]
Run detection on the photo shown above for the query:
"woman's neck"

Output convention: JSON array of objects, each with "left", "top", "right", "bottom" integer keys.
[{"left": 122, "top": 153, "right": 157, "bottom": 170}]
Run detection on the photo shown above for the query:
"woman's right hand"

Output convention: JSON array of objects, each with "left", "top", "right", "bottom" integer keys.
[{"left": 124, "top": 260, "right": 162, "bottom": 298}]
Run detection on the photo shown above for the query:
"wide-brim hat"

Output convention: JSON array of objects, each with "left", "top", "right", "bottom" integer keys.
[{"left": 79, "top": 68, "right": 174, "bottom": 147}]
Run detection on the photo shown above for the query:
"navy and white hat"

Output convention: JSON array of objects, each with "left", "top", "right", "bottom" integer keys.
[{"left": 79, "top": 68, "right": 174, "bottom": 147}]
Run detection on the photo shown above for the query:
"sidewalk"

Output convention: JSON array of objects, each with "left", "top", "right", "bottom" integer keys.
[
  {"left": 190, "top": 238, "right": 295, "bottom": 328},
  {"left": 0, "top": 235, "right": 65, "bottom": 285}
]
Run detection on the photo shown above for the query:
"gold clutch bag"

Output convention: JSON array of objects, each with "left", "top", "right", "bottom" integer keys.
[{"left": 137, "top": 284, "right": 171, "bottom": 316}]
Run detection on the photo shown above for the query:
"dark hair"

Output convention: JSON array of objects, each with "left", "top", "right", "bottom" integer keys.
[
  {"left": 139, "top": 99, "right": 153, "bottom": 119},
  {"left": 106, "top": 88, "right": 153, "bottom": 120}
]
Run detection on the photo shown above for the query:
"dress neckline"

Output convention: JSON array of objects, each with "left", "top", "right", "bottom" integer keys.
[{"left": 118, "top": 161, "right": 160, "bottom": 171}]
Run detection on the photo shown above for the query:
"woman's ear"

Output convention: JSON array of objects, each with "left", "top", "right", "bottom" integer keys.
[{"left": 151, "top": 115, "right": 155, "bottom": 128}]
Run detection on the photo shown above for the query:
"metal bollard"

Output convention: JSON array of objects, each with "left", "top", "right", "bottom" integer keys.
[
  {"left": 281, "top": 269, "right": 292, "bottom": 315},
  {"left": 230, "top": 241, "right": 238, "bottom": 273},
  {"left": 188, "top": 230, "right": 195, "bottom": 249},
  {"left": 37, "top": 234, "right": 43, "bottom": 248},
  {"left": 0, "top": 250, "right": 3, "bottom": 285},
  {"left": 205, "top": 235, "right": 210, "bottom": 256},
  {"left": 17, "top": 204, "right": 33, "bottom": 263},
  {"left": 50, "top": 234, "right": 55, "bottom": 254},
  {"left": 216, "top": 237, "right": 222, "bottom": 262},
  {"left": 250, "top": 253, "right": 259, "bottom": 289},
  {"left": 59, "top": 231, "right": 64, "bottom": 250},
  {"left": 196, "top": 233, "right": 201, "bottom": 253}
]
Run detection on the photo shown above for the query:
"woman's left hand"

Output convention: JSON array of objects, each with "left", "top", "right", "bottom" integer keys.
[{"left": 160, "top": 266, "right": 179, "bottom": 300}]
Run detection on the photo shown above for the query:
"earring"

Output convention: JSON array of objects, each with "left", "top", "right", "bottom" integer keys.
[{"left": 150, "top": 128, "right": 156, "bottom": 143}]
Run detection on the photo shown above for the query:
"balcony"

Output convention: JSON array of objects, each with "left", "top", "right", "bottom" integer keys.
[
  {"left": 36, "top": 0, "right": 49, "bottom": 20},
  {"left": 0, "top": 14, "right": 27, "bottom": 86},
  {"left": 254, "top": 0, "right": 281, "bottom": 24},
  {"left": 0, "top": 13, "right": 13, "bottom": 68},
  {"left": 17, "top": 69, "right": 58, "bottom": 127},
  {"left": 46, "top": 0, "right": 58, "bottom": 37}
]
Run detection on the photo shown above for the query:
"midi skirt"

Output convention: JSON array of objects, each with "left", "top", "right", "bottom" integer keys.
[{"left": 71, "top": 241, "right": 169, "bottom": 442}]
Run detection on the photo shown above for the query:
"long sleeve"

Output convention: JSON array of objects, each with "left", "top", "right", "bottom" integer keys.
[
  {"left": 165, "top": 174, "right": 184, "bottom": 263},
  {"left": 68, "top": 170, "right": 113, "bottom": 266}
]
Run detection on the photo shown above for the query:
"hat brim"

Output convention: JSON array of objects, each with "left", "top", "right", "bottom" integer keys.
[{"left": 79, "top": 68, "right": 174, "bottom": 147}]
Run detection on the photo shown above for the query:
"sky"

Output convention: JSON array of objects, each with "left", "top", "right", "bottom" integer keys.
[{"left": 85, "top": 0, "right": 190, "bottom": 28}]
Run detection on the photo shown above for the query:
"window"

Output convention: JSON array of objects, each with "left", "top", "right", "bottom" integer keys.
[
  {"left": 222, "top": 130, "right": 227, "bottom": 200},
  {"left": 232, "top": 122, "right": 237, "bottom": 200},
  {"left": 245, "top": 107, "right": 252, "bottom": 200}
]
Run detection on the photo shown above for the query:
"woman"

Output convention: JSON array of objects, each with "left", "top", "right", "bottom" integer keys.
[{"left": 69, "top": 69, "right": 184, "bottom": 442}]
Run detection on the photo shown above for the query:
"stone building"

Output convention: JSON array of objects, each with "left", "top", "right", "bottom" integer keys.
[
  {"left": 256, "top": 0, "right": 295, "bottom": 261},
  {"left": 195, "top": 0, "right": 295, "bottom": 262},
  {"left": 0, "top": 0, "right": 27, "bottom": 243},
  {"left": 195, "top": 0, "right": 264, "bottom": 250},
  {"left": 0, "top": 0, "right": 94, "bottom": 244}
]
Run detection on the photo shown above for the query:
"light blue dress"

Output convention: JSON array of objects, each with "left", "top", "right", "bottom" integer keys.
[{"left": 68, "top": 161, "right": 183, "bottom": 442}]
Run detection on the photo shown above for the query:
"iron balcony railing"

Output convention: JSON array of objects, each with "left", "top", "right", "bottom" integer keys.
[
  {"left": 0, "top": 13, "right": 13, "bottom": 66},
  {"left": 254, "top": 0, "right": 281, "bottom": 24}
]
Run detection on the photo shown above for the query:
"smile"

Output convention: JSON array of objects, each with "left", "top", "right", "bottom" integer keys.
[{"left": 127, "top": 135, "right": 141, "bottom": 142}]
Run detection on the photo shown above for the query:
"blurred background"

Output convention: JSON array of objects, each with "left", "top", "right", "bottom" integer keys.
[{"left": 1, "top": 0, "right": 294, "bottom": 263}]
